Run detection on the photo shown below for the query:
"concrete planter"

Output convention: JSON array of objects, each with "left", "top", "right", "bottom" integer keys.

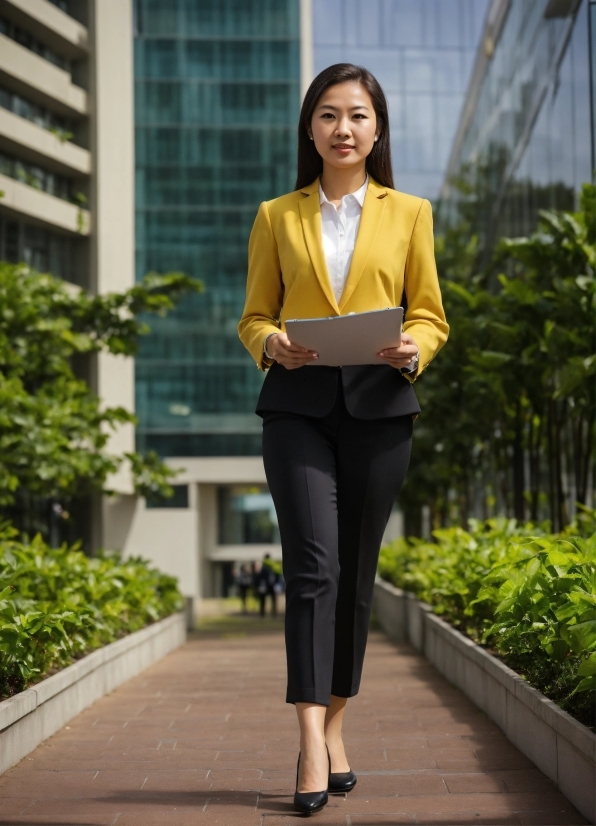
[
  {"left": 0, "top": 612, "right": 186, "bottom": 776},
  {"left": 373, "top": 577, "right": 596, "bottom": 824}
]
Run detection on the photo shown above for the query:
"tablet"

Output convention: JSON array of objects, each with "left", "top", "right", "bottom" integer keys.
[{"left": 285, "top": 307, "right": 403, "bottom": 367}]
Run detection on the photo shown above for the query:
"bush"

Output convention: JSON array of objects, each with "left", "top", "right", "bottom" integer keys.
[
  {"left": 378, "top": 516, "right": 596, "bottom": 728},
  {"left": 0, "top": 523, "right": 183, "bottom": 698}
]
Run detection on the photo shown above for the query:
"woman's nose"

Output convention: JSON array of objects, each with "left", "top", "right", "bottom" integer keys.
[{"left": 335, "top": 118, "right": 352, "bottom": 137}]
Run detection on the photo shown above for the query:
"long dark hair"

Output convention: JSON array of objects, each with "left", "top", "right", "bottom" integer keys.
[{"left": 295, "top": 63, "right": 394, "bottom": 191}]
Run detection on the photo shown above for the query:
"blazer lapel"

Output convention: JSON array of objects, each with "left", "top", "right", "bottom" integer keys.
[
  {"left": 298, "top": 180, "right": 340, "bottom": 314},
  {"left": 338, "top": 178, "right": 387, "bottom": 312}
]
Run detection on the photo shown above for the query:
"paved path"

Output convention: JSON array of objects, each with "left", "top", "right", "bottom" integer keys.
[{"left": 0, "top": 615, "right": 587, "bottom": 825}]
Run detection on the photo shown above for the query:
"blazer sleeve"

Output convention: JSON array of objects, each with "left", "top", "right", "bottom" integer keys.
[
  {"left": 238, "top": 201, "right": 284, "bottom": 371},
  {"left": 402, "top": 199, "right": 449, "bottom": 382}
]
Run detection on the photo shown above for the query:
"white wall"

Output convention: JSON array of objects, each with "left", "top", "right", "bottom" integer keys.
[
  {"left": 114, "top": 457, "right": 274, "bottom": 599},
  {"left": 118, "top": 497, "right": 199, "bottom": 599}
]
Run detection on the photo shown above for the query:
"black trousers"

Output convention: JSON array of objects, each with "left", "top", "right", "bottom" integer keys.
[{"left": 262, "top": 382, "right": 413, "bottom": 706}]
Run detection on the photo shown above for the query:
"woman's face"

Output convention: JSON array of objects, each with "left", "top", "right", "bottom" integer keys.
[{"left": 308, "top": 81, "right": 379, "bottom": 172}]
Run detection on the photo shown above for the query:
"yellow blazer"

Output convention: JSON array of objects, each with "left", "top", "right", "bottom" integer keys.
[{"left": 238, "top": 177, "right": 449, "bottom": 381}]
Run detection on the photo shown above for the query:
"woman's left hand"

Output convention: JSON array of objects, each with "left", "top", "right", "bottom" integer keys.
[{"left": 378, "top": 333, "right": 419, "bottom": 370}]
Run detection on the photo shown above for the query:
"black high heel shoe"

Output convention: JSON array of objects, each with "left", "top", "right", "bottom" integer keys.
[
  {"left": 293, "top": 751, "right": 329, "bottom": 815},
  {"left": 328, "top": 767, "right": 357, "bottom": 793},
  {"left": 327, "top": 745, "right": 357, "bottom": 793}
]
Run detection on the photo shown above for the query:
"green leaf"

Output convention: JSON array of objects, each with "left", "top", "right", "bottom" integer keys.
[
  {"left": 573, "top": 676, "right": 595, "bottom": 693},
  {"left": 547, "top": 550, "right": 572, "bottom": 568},
  {"left": 567, "top": 621, "right": 596, "bottom": 652},
  {"left": 577, "top": 653, "right": 596, "bottom": 677}
]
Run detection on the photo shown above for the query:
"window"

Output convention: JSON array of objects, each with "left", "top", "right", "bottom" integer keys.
[
  {"left": 0, "top": 216, "right": 84, "bottom": 285},
  {"left": 0, "top": 150, "right": 75, "bottom": 202},
  {"left": 0, "top": 16, "right": 72, "bottom": 73},
  {"left": 0, "top": 86, "right": 76, "bottom": 142},
  {"left": 47, "top": 0, "right": 70, "bottom": 13},
  {"left": 145, "top": 484, "right": 189, "bottom": 508},
  {"left": 218, "top": 485, "right": 280, "bottom": 544}
]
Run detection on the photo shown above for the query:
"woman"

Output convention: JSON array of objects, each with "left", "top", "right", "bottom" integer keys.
[{"left": 238, "top": 63, "right": 448, "bottom": 815}]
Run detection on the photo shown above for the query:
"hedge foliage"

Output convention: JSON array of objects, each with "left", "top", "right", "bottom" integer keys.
[
  {"left": 0, "top": 524, "right": 183, "bottom": 698},
  {"left": 378, "top": 515, "right": 596, "bottom": 728}
]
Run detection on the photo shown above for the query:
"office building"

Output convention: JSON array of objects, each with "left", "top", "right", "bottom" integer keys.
[
  {"left": 313, "top": 0, "right": 490, "bottom": 199},
  {"left": 134, "top": 0, "right": 302, "bottom": 462},
  {"left": 440, "top": 0, "right": 594, "bottom": 251},
  {"left": 0, "top": 0, "right": 136, "bottom": 547}
]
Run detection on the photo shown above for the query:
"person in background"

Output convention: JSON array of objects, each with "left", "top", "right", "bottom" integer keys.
[
  {"left": 254, "top": 553, "right": 278, "bottom": 617},
  {"left": 236, "top": 563, "right": 253, "bottom": 614}
]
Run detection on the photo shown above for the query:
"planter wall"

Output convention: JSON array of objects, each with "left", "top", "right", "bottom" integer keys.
[
  {"left": 373, "top": 578, "right": 596, "bottom": 824},
  {"left": 0, "top": 612, "right": 186, "bottom": 776}
]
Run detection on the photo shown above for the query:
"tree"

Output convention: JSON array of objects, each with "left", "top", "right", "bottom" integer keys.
[
  {"left": 399, "top": 224, "right": 497, "bottom": 532},
  {"left": 403, "top": 184, "right": 595, "bottom": 532},
  {"left": 490, "top": 183, "right": 595, "bottom": 528},
  {"left": 0, "top": 262, "right": 202, "bottom": 540}
]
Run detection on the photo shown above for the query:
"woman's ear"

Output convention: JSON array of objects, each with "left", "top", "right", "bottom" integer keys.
[{"left": 306, "top": 124, "right": 314, "bottom": 141}]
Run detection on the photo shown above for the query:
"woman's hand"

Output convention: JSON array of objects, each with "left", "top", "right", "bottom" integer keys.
[
  {"left": 378, "top": 333, "right": 419, "bottom": 371},
  {"left": 267, "top": 333, "right": 319, "bottom": 370}
]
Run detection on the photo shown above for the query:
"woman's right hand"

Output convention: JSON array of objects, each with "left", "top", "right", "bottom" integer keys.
[{"left": 267, "top": 333, "right": 318, "bottom": 370}]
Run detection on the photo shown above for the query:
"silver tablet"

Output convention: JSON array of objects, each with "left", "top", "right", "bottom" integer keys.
[{"left": 285, "top": 307, "right": 403, "bottom": 367}]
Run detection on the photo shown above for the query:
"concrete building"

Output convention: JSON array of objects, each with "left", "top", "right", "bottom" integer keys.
[{"left": 0, "top": 0, "right": 135, "bottom": 548}]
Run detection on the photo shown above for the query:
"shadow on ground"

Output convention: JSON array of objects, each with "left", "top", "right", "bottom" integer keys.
[
  {"left": 192, "top": 611, "right": 285, "bottom": 639},
  {"left": 93, "top": 788, "right": 290, "bottom": 811}
]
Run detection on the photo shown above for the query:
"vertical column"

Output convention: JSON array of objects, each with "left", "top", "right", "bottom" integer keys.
[
  {"left": 198, "top": 484, "right": 219, "bottom": 598},
  {"left": 88, "top": 0, "right": 136, "bottom": 546},
  {"left": 300, "top": 0, "right": 314, "bottom": 99}
]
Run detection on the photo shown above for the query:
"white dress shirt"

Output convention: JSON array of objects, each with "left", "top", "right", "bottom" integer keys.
[
  {"left": 318, "top": 177, "right": 418, "bottom": 374},
  {"left": 319, "top": 176, "right": 368, "bottom": 304}
]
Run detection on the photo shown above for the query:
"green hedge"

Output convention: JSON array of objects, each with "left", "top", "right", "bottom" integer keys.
[
  {"left": 378, "top": 516, "right": 596, "bottom": 728},
  {"left": 0, "top": 524, "right": 183, "bottom": 699}
]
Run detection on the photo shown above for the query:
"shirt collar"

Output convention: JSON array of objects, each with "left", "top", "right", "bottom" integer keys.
[{"left": 319, "top": 175, "right": 369, "bottom": 209}]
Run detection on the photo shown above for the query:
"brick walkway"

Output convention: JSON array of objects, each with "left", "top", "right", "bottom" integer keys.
[{"left": 0, "top": 616, "right": 587, "bottom": 825}]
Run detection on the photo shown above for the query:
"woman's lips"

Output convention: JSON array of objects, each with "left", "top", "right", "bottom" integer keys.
[{"left": 332, "top": 144, "right": 354, "bottom": 154}]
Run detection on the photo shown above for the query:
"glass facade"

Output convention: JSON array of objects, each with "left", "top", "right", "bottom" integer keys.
[
  {"left": 441, "top": 0, "right": 593, "bottom": 252},
  {"left": 134, "top": 0, "right": 300, "bottom": 457},
  {"left": 313, "top": 0, "right": 490, "bottom": 199}
]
